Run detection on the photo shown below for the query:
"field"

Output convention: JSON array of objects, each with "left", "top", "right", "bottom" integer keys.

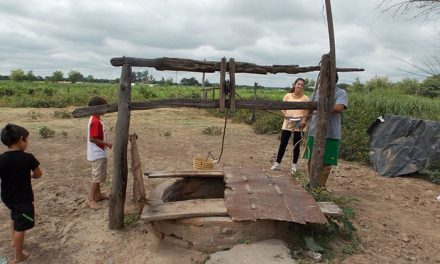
[
  {"left": 0, "top": 81, "right": 440, "bottom": 263},
  {"left": 0, "top": 106, "right": 439, "bottom": 263}
]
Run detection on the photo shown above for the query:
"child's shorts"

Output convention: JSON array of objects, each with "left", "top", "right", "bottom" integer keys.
[
  {"left": 6, "top": 202, "right": 35, "bottom": 232},
  {"left": 91, "top": 158, "right": 108, "bottom": 184}
]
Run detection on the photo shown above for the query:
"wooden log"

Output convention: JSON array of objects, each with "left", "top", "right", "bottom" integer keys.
[
  {"left": 325, "top": 0, "right": 337, "bottom": 110},
  {"left": 110, "top": 57, "right": 364, "bottom": 75},
  {"left": 145, "top": 170, "right": 224, "bottom": 178},
  {"left": 141, "top": 198, "right": 228, "bottom": 221},
  {"left": 72, "top": 99, "right": 318, "bottom": 118},
  {"left": 219, "top": 57, "right": 226, "bottom": 112},
  {"left": 229, "top": 58, "right": 236, "bottom": 112},
  {"left": 309, "top": 54, "right": 331, "bottom": 188},
  {"left": 130, "top": 133, "right": 147, "bottom": 214},
  {"left": 109, "top": 63, "right": 132, "bottom": 230}
]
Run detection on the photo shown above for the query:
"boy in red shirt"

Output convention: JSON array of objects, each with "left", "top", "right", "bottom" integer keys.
[{"left": 87, "top": 97, "right": 112, "bottom": 209}]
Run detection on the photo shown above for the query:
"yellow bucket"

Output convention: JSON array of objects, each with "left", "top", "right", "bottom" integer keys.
[{"left": 193, "top": 157, "right": 214, "bottom": 170}]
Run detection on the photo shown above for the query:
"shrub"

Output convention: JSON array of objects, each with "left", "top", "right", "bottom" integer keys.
[
  {"left": 202, "top": 126, "right": 222, "bottom": 135},
  {"left": 39, "top": 126, "right": 56, "bottom": 138},
  {"left": 418, "top": 75, "right": 440, "bottom": 98},
  {"left": 0, "top": 88, "right": 15, "bottom": 97},
  {"left": 54, "top": 110, "right": 72, "bottom": 119},
  {"left": 365, "top": 76, "right": 392, "bottom": 92}
]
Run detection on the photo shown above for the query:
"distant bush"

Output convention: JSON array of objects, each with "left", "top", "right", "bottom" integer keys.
[
  {"left": 394, "top": 78, "right": 420, "bottom": 95},
  {"left": 0, "top": 87, "right": 15, "bottom": 97},
  {"left": 365, "top": 76, "right": 392, "bottom": 92},
  {"left": 418, "top": 75, "right": 440, "bottom": 98},
  {"left": 39, "top": 126, "right": 56, "bottom": 138}
]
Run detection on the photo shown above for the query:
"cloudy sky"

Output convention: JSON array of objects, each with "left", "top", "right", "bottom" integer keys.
[{"left": 0, "top": 0, "right": 438, "bottom": 87}]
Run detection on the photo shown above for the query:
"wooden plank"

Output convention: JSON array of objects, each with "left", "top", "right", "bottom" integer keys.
[
  {"left": 73, "top": 99, "right": 318, "bottom": 118},
  {"left": 317, "top": 202, "right": 344, "bottom": 217},
  {"left": 109, "top": 63, "right": 132, "bottom": 230},
  {"left": 141, "top": 198, "right": 228, "bottom": 221},
  {"left": 145, "top": 170, "right": 224, "bottom": 178},
  {"left": 130, "top": 133, "right": 147, "bottom": 214},
  {"left": 110, "top": 57, "right": 364, "bottom": 75}
]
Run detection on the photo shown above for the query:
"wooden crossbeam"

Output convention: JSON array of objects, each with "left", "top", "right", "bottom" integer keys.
[
  {"left": 110, "top": 57, "right": 364, "bottom": 75},
  {"left": 72, "top": 99, "right": 317, "bottom": 118}
]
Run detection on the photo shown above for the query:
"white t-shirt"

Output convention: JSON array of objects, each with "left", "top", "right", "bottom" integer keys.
[{"left": 87, "top": 115, "right": 108, "bottom": 161}]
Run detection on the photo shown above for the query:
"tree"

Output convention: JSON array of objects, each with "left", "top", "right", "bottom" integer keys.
[
  {"left": 68, "top": 71, "right": 83, "bottom": 83},
  {"left": 85, "top": 75, "right": 95, "bottom": 82},
  {"left": 418, "top": 74, "right": 440, "bottom": 97},
  {"left": 180, "top": 77, "right": 200, "bottom": 86},
  {"left": 380, "top": 1, "right": 440, "bottom": 76},
  {"left": 25, "top": 71, "right": 36, "bottom": 82},
  {"left": 10, "top": 69, "right": 25, "bottom": 82},
  {"left": 379, "top": 0, "right": 440, "bottom": 18},
  {"left": 51, "top": 71, "right": 64, "bottom": 82}
]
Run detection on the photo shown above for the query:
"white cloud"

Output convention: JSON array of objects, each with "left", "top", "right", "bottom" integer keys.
[{"left": 0, "top": 0, "right": 438, "bottom": 86}]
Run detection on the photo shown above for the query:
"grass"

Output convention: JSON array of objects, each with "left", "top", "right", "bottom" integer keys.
[{"left": 2, "top": 80, "right": 440, "bottom": 180}]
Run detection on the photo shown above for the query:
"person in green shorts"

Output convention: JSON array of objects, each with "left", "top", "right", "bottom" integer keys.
[{"left": 302, "top": 76, "right": 348, "bottom": 187}]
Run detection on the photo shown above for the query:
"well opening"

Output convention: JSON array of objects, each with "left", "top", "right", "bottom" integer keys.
[
  {"left": 161, "top": 177, "right": 225, "bottom": 202},
  {"left": 147, "top": 176, "right": 289, "bottom": 253}
]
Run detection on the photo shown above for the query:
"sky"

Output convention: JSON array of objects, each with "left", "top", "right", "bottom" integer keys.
[{"left": 0, "top": 0, "right": 438, "bottom": 87}]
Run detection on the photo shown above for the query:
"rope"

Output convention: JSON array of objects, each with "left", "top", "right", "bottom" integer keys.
[{"left": 216, "top": 108, "right": 230, "bottom": 163}]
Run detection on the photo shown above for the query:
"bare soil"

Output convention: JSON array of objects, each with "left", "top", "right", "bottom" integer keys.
[{"left": 1, "top": 107, "right": 439, "bottom": 264}]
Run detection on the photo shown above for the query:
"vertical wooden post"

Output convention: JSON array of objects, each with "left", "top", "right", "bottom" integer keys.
[
  {"left": 309, "top": 55, "right": 330, "bottom": 188},
  {"left": 325, "top": 0, "right": 337, "bottom": 109},
  {"left": 228, "top": 58, "right": 236, "bottom": 113},
  {"left": 109, "top": 63, "right": 132, "bottom": 230},
  {"left": 201, "top": 59, "right": 207, "bottom": 100},
  {"left": 219, "top": 57, "right": 227, "bottom": 112},
  {"left": 251, "top": 82, "right": 257, "bottom": 123},
  {"left": 309, "top": 0, "right": 337, "bottom": 188}
]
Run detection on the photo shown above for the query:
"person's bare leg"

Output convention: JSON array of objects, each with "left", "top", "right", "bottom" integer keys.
[
  {"left": 95, "top": 183, "right": 109, "bottom": 201},
  {"left": 13, "top": 231, "right": 30, "bottom": 263},
  {"left": 88, "top": 182, "right": 101, "bottom": 209},
  {"left": 11, "top": 221, "right": 15, "bottom": 248}
]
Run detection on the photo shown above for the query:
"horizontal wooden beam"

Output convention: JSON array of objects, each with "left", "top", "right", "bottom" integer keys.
[
  {"left": 145, "top": 170, "right": 224, "bottom": 178},
  {"left": 141, "top": 198, "right": 228, "bottom": 221},
  {"left": 72, "top": 99, "right": 318, "bottom": 118},
  {"left": 110, "top": 57, "right": 364, "bottom": 75}
]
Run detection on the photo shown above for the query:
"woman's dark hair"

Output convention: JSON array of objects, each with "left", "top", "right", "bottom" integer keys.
[
  {"left": 290, "top": 78, "right": 305, "bottom": 92},
  {"left": 1, "top": 124, "right": 29, "bottom": 147},
  {"left": 88, "top": 96, "right": 108, "bottom": 106}
]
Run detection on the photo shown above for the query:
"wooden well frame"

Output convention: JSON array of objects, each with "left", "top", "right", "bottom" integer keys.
[{"left": 72, "top": 0, "right": 364, "bottom": 230}]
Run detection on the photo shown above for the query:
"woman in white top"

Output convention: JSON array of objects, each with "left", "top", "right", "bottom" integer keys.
[{"left": 271, "top": 78, "right": 309, "bottom": 173}]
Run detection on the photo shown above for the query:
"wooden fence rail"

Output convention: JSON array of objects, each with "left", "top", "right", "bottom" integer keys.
[{"left": 110, "top": 57, "right": 363, "bottom": 74}]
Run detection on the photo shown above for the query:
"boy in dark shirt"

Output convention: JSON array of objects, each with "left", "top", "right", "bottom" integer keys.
[{"left": 0, "top": 124, "right": 42, "bottom": 263}]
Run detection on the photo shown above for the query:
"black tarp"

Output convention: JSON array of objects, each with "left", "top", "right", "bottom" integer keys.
[{"left": 368, "top": 114, "right": 440, "bottom": 177}]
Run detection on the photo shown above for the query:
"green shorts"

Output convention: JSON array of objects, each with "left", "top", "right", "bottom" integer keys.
[{"left": 303, "top": 136, "right": 340, "bottom": 166}]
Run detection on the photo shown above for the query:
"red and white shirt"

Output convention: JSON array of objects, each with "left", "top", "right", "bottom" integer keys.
[{"left": 87, "top": 115, "right": 107, "bottom": 161}]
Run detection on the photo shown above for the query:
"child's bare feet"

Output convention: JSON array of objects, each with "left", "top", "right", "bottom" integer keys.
[
  {"left": 13, "top": 250, "right": 30, "bottom": 263},
  {"left": 88, "top": 200, "right": 102, "bottom": 209},
  {"left": 97, "top": 192, "right": 109, "bottom": 201}
]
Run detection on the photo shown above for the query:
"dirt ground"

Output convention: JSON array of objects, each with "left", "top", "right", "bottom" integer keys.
[{"left": 0, "top": 107, "right": 439, "bottom": 264}]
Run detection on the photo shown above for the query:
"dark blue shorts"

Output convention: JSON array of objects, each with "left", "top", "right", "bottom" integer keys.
[{"left": 6, "top": 202, "right": 35, "bottom": 232}]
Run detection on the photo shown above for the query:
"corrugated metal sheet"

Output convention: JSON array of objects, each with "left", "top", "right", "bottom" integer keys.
[{"left": 223, "top": 165, "right": 327, "bottom": 224}]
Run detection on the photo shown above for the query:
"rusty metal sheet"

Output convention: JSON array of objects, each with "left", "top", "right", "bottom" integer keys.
[{"left": 223, "top": 165, "right": 327, "bottom": 224}]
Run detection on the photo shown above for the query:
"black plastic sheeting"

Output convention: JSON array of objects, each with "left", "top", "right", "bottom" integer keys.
[{"left": 368, "top": 114, "right": 440, "bottom": 177}]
